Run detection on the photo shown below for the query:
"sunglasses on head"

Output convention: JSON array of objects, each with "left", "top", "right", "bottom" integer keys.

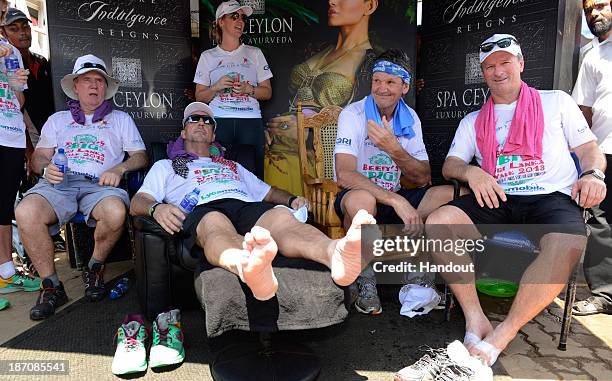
[
  {"left": 479, "top": 37, "right": 519, "bottom": 53},
  {"left": 79, "top": 62, "right": 108, "bottom": 74},
  {"left": 185, "top": 114, "right": 216, "bottom": 127},
  {"left": 227, "top": 12, "right": 247, "bottom": 21}
]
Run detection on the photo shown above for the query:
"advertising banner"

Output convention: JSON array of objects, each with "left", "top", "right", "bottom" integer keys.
[
  {"left": 199, "top": 0, "right": 418, "bottom": 194},
  {"left": 46, "top": 0, "right": 193, "bottom": 146}
]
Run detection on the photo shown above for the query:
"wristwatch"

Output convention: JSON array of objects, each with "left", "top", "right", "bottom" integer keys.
[
  {"left": 580, "top": 169, "right": 605, "bottom": 181},
  {"left": 148, "top": 202, "right": 161, "bottom": 217}
]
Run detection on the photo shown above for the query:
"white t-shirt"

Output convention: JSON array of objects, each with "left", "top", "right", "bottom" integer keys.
[
  {"left": 447, "top": 90, "right": 596, "bottom": 196},
  {"left": 194, "top": 44, "right": 273, "bottom": 119},
  {"left": 333, "top": 97, "right": 429, "bottom": 192},
  {"left": 0, "top": 40, "right": 27, "bottom": 149},
  {"left": 572, "top": 35, "right": 612, "bottom": 154},
  {"left": 138, "top": 157, "right": 271, "bottom": 206},
  {"left": 37, "top": 110, "right": 146, "bottom": 178}
]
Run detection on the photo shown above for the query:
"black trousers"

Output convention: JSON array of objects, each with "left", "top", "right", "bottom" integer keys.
[{"left": 584, "top": 154, "right": 612, "bottom": 305}]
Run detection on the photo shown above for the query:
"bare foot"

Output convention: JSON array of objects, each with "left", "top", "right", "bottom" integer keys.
[
  {"left": 469, "top": 322, "right": 515, "bottom": 366},
  {"left": 465, "top": 315, "right": 494, "bottom": 350},
  {"left": 330, "top": 210, "right": 376, "bottom": 286},
  {"left": 240, "top": 226, "right": 278, "bottom": 301}
]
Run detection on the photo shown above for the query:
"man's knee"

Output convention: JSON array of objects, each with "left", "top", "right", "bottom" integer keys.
[
  {"left": 15, "top": 195, "right": 55, "bottom": 226},
  {"left": 196, "top": 211, "right": 230, "bottom": 238},
  {"left": 93, "top": 197, "right": 127, "bottom": 227},
  {"left": 341, "top": 189, "right": 377, "bottom": 216},
  {"left": 426, "top": 205, "right": 466, "bottom": 225}
]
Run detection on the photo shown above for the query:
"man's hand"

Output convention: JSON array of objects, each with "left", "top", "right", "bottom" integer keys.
[
  {"left": 367, "top": 116, "right": 401, "bottom": 154},
  {"left": 466, "top": 166, "right": 507, "bottom": 208},
  {"left": 390, "top": 194, "right": 423, "bottom": 235},
  {"left": 98, "top": 167, "right": 124, "bottom": 187},
  {"left": 0, "top": 43, "right": 12, "bottom": 58},
  {"left": 8, "top": 68, "right": 29, "bottom": 91},
  {"left": 44, "top": 163, "right": 64, "bottom": 184},
  {"left": 290, "top": 196, "right": 310, "bottom": 210},
  {"left": 152, "top": 204, "right": 186, "bottom": 234},
  {"left": 572, "top": 175, "right": 607, "bottom": 208}
]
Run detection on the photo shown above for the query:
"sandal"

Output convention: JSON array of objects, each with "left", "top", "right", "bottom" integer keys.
[{"left": 572, "top": 296, "right": 612, "bottom": 316}]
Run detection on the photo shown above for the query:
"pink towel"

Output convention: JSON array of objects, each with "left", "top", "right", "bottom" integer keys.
[{"left": 475, "top": 81, "right": 544, "bottom": 176}]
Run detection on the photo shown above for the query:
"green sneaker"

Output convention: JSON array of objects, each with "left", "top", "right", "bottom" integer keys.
[
  {"left": 0, "top": 298, "right": 9, "bottom": 310},
  {"left": 111, "top": 314, "right": 148, "bottom": 375},
  {"left": 0, "top": 271, "right": 41, "bottom": 293},
  {"left": 149, "top": 309, "right": 185, "bottom": 368}
]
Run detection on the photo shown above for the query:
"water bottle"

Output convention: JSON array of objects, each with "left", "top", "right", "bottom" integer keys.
[
  {"left": 179, "top": 188, "right": 201, "bottom": 214},
  {"left": 53, "top": 148, "right": 69, "bottom": 189},
  {"left": 109, "top": 277, "right": 129, "bottom": 300},
  {"left": 4, "top": 52, "right": 24, "bottom": 92}
]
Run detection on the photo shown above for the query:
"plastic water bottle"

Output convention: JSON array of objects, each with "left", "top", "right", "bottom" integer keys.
[
  {"left": 4, "top": 52, "right": 24, "bottom": 92},
  {"left": 178, "top": 188, "right": 200, "bottom": 214},
  {"left": 53, "top": 148, "right": 69, "bottom": 189},
  {"left": 109, "top": 277, "right": 129, "bottom": 300}
]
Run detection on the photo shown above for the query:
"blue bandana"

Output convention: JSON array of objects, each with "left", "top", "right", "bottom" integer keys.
[{"left": 372, "top": 60, "right": 412, "bottom": 84}]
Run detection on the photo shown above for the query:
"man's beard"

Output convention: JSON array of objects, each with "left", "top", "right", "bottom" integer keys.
[{"left": 589, "top": 17, "right": 612, "bottom": 37}]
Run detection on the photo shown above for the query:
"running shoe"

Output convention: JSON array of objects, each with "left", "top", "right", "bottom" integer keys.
[
  {"left": 0, "top": 270, "right": 41, "bottom": 293},
  {"left": 150, "top": 309, "right": 185, "bottom": 368},
  {"left": 111, "top": 314, "right": 148, "bottom": 375},
  {"left": 355, "top": 275, "right": 382, "bottom": 315},
  {"left": 29, "top": 279, "right": 68, "bottom": 320}
]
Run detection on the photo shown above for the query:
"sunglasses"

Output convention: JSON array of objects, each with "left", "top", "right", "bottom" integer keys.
[
  {"left": 227, "top": 12, "right": 247, "bottom": 21},
  {"left": 78, "top": 62, "right": 108, "bottom": 74},
  {"left": 185, "top": 114, "right": 216, "bottom": 127},
  {"left": 479, "top": 37, "right": 519, "bottom": 53}
]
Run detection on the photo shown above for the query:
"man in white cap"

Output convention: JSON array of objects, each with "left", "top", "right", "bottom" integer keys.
[
  {"left": 397, "top": 34, "right": 606, "bottom": 379},
  {"left": 130, "top": 101, "right": 376, "bottom": 304},
  {"left": 16, "top": 54, "right": 148, "bottom": 320}
]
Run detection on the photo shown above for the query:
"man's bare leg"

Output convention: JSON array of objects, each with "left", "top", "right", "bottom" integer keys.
[
  {"left": 426, "top": 205, "right": 494, "bottom": 347},
  {"left": 255, "top": 207, "right": 376, "bottom": 286},
  {"left": 15, "top": 195, "right": 58, "bottom": 278},
  {"left": 469, "top": 232, "right": 585, "bottom": 365},
  {"left": 89, "top": 196, "right": 127, "bottom": 263},
  {"left": 195, "top": 212, "right": 278, "bottom": 300}
]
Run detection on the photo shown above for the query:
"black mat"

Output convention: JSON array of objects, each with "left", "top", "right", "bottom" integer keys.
[{"left": 1, "top": 273, "right": 507, "bottom": 380}]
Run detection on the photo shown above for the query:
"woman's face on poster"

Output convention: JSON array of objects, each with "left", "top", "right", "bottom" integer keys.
[{"left": 327, "top": 0, "right": 376, "bottom": 27}]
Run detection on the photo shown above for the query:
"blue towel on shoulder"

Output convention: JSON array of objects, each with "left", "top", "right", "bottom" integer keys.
[{"left": 364, "top": 95, "right": 415, "bottom": 139}]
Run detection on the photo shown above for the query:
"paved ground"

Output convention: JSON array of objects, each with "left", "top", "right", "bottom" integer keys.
[{"left": 0, "top": 252, "right": 611, "bottom": 380}]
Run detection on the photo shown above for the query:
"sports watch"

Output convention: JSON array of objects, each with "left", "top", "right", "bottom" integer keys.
[
  {"left": 148, "top": 202, "right": 162, "bottom": 217},
  {"left": 580, "top": 169, "right": 605, "bottom": 181}
]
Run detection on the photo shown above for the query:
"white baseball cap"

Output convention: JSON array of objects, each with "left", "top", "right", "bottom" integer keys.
[
  {"left": 215, "top": 1, "right": 253, "bottom": 20},
  {"left": 60, "top": 54, "right": 120, "bottom": 100},
  {"left": 183, "top": 102, "right": 216, "bottom": 128},
  {"left": 479, "top": 34, "right": 522, "bottom": 63}
]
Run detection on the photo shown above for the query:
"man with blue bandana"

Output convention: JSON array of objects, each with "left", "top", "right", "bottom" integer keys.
[{"left": 333, "top": 49, "right": 455, "bottom": 315}]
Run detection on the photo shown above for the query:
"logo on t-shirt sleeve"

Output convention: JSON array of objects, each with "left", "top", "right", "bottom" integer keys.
[{"left": 336, "top": 137, "right": 352, "bottom": 146}]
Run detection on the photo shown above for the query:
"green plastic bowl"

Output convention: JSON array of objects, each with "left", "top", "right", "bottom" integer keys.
[{"left": 476, "top": 278, "right": 519, "bottom": 298}]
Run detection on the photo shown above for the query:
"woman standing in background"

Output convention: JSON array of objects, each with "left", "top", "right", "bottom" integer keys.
[{"left": 194, "top": 0, "right": 273, "bottom": 179}]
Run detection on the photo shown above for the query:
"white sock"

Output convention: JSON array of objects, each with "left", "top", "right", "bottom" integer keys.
[{"left": 0, "top": 260, "right": 16, "bottom": 279}]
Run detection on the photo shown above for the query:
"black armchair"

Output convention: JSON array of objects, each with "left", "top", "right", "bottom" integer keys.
[{"left": 132, "top": 142, "right": 353, "bottom": 380}]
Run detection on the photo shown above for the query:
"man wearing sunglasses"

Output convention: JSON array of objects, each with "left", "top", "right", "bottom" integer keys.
[
  {"left": 15, "top": 54, "right": 148, "bottom": 320},
  {"left": 571, "top": 0, "right": 612, "bottom": 317},
  {"left": 131, "top": 101, "right": 376, "bottom": 302},
  {"left": 422, "top": 34, "right": 606, "bottom": 368}
]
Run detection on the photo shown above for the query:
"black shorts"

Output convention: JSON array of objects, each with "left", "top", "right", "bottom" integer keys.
[
  {"left": 0, "top": 146, "right": 24, "bottom": 225},
  {"left": 447, "top": 192, "right": 586, "bottom": 236},
  {"left": 183, "top": 198, "right": 274, "bottom": 248},
  {"left": 334, "top": 187, "right": 429, "bottom": 224}
]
